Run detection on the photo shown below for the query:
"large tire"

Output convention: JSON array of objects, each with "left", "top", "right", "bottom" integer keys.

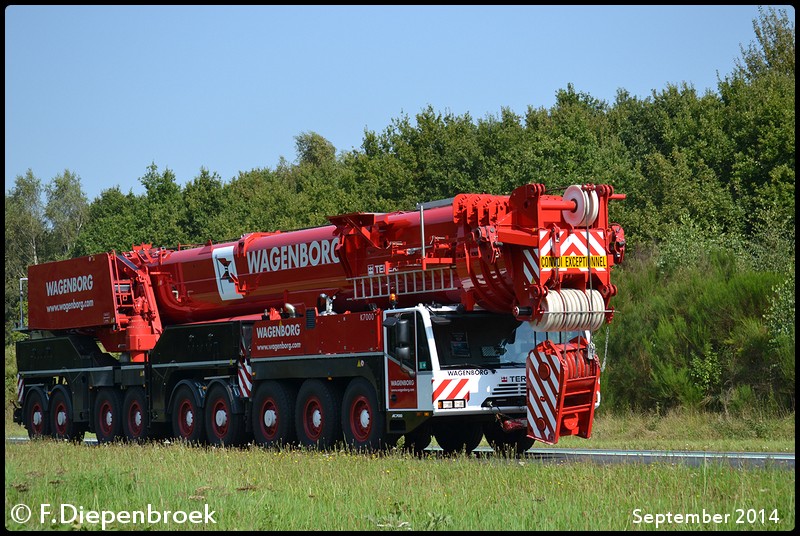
[
  {"left": 94, "top": 388, "right": 123, "bottom": 443},
  {"left": 205, "top": 384, "right": 247, "bottom": 447},
  {"left": 341, "top": 377, "right": 388, "bottom": 451},
  {"left": 23, "top": 389, "right": 49, "bottom": 439},
  {"left": 123, "top": 387, "right": 149, "bottom": 443},
  {"left": 171, "top": 385, "right": 205, "bottom": 444},
  {"left": 252, "top": 380, "right": 297, "bottom": 448},
  {"left": 49, "top": 387, "right": 83, "bottom": 442},
  {"left": 295, "top": 379, "right": 342, "bottom": 449},
  {"left": 433, "top": 420, "right": 483, "bottom": 455},
  {"left": 402, "top": 424, "right": 432, "bottom": 456},
  {"left": 483, "top": 420, "right": 535, "bottom": 457}
]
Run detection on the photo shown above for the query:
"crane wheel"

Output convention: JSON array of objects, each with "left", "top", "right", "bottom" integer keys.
[
  {"left": 23, "top": 389, "right": 49, "bottom": 439},
  {"left": 295, "top": 379, "right": 342, "bottom": 449},
  {"left": 123, "top": 387, "right": 149, "bottom": 443},
  {"left": 49, "top": 387, "right": 83, "bottom": 442},
  {"left": 171, "top": 385, "right": 205, "bottom": 444},
  {"left": 342, "top": 377, "right": 389, "bottom": 451},
  {"left": 252, "top": 381, "right": 297, "bottom": 448},
  {"left": 205, "top": 384, "right": 246, "bottom": 447},
  {"left": 94, "top": 388, "right": 123, "bottom": 443}
]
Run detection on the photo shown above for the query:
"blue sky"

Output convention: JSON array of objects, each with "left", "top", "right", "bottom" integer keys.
[{"left": 5, "top": 5, "right": 772, "bottom": 201}]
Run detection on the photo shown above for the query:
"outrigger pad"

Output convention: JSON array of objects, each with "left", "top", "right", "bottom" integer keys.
[{"left": 526, "top": 337, "right": 600, "bottom": 444}]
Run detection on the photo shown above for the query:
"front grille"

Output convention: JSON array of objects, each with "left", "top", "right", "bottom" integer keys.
[{"left": 492, "top": 382, "right": 525, "bottom": 396}]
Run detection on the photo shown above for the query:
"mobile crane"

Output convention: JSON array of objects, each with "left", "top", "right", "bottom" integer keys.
[{"left": 14, "top": 183, "right": 625, "bottom": 454}]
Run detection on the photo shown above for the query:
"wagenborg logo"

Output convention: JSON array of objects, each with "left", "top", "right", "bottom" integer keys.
[
  {"left": 45, "top": 275, "right": 94, "bottom": 296},
  {"left": 245, "top": 238, "right": 339, "bottom": 273},
  {"left": 212, "top": 246, "right": 242, "bottom": 301},
  {"left": 256, "top": 323, "right": 301, "bottom": 338}
]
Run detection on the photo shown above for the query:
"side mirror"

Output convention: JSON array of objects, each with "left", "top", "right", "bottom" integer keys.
[
  {"left": 395, "top": 346, "right": 415, "bottom": 377},
  {"left": 396, "top": 318, "right": 410, "bottom": 346},
  {"left": 395, "top": 345, "right": 410, "bottom": 363}
]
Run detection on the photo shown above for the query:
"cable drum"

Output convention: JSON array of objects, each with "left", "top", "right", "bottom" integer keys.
[
  {"left": 535, "top": 290, "right": 563, "bottom": 332},
  {"left": 562, "top": 289, "right": 580, "bottom": 331},
  {"left": 531, "top": 288, "right": 606, "bottom": 332},
  {"left": 588, "top": 289, "right": 606, "bottom": 330},
  {"left": 566, "top": 288, "right": 589, "bottom": 330},
  {"left": 560, "top": 289, "right": 573, "bottom": 331},
  {"left": 562, "top": 185, "right": 599, "bottom": 227},
  {"left": 587, "top": 190, "right": 599, "bottom": 227}
]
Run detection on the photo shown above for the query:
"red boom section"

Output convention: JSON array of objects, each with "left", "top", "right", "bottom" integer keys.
[
  {"left": 332, "top": 183, "right": 626, "bottom": 329},
  {"left": 138, "top": 226, "right": 350, "bottom": 325},
  {"left": 28, "top": 254, "right": 118, "bottom": 330},
  {"left": 24, "top": 183, "right": 625, "bottom": 346},
  {"left": 26, "top": 252, "right": 163, "bottom": 362}
]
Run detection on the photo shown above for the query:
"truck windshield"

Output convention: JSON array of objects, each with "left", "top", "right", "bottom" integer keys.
[{"left": 431, "top": 312, "right": 585, "bottom": 369}]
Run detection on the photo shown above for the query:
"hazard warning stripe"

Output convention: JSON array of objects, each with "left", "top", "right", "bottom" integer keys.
[
  {"left": 527, "top": 372, "right": 556, "bottom": 437},
  {"left": 527, "top": 350, "right": 561, "bottom": 440},
  {"left": 432, "top": 378, "right": 471, "bottom": 402},
  {"left": 560, "top": 232, "right": 606, "bottom": 258},
  {"left": 237, "top": 337, "right": 253, "bottom": 398},
  {"left": 587, "top": 231, "right": 606, "bottom": 257},
  {"left": 16, "top": 374, "right": 24, "bottom": 404},
  {"left": 522, "top": 248, "right": 539, "bottom": 284},
  {"left": 238, "top": 360, "right": 253, "bottom": 398},
  {"left": 539, "top": 229, "right": 555, "bottom": 257},
  {"left": 539, "top": 230, "right": 608, "bottom": 272}
]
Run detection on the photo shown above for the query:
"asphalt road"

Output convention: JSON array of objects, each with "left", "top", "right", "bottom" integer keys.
[{"left": 6, "top": 437, "right": 794, "bottom": 470}]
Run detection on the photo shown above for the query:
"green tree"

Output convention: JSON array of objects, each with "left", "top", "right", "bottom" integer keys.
[
  {"left": 734, "top": 6, "right": 794, "bottom": 80},
  {"left": 5, "top": 170, "right": 46, "bottom": 339},
  {"left": 340, "top": 127, "right": 413, "bottom": 213},
  {"left": 718, "top": 6, "right": 795, "bottom": 238},
  {"left": 6, "top": 170, "right": 46, "bottom": 267},
  {"left": 44, "top": 169, "right": 89, "bottom": 259},
  {"left": 136, "top": 163, "right": 188, "bottom": 247},
  {"left": 295, "top": 131, "right": 336, "bottom": 168},
  {"left": 180, "top": 168, "right": 229, "bottom": 243},
  {"left": 72, "top": 187, "right": 142, "bottom": 255},
  {"left": 475, "top": 106, "right": 527, "bottom": 194}
]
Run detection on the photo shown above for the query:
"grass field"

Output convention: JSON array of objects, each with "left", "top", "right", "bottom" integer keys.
[
  {"left": 5, "top": 438, "right": 795, "bottom": 531},
  {"left": 5, "top": 409, "right": 795, "bottom": 531}
]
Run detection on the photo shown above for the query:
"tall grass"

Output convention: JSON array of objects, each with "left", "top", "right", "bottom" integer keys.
[
  {"left": 600, "top": 247, "right": 795, "bottom": 413},
  {"left": 4, "top": 440, "right": 795, "bottom": 531},
  {"left": 554, "top": 408, "right": 795, "bottom": 452}
]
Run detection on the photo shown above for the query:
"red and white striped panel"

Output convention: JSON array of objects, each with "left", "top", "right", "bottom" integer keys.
[
  {"left": 539, "top": 230, "right": 607, "bottom": 273},
  {"left": 238, "top": 358, "right": 253, "bottom": 398},
  {"left": 522, "top": 248, "right": 539, "bottom": 284},
  {"left": 238, "top": 336, "right": 253, "bottom": 398},
  {"left": 16, "top": 374, "right": 24, "bottom": 404},
  {"left": 560, "top": 231, "right": 607, "bottom": 271},
  {"left": 539, "top": 229, "right": 557, "bottom": 257},
  {"left": 432, "top": 377, "right": 472, "bottom": 404},
  {"left": 526, "top": 349, "right": 562, "bottom": 444}
]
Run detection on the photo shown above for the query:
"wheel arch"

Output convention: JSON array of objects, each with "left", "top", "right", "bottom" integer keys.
[
  {"left": 166, "top": 379, "right": 207, "bottom": 417},
  {"left": 49, "top": 384, "right": 72, "bottom": 406},
  {"left": 25, "top": 384, "right": 51, "bottom": 411},
  {"left": 206, "top": 379, "right": 245, "bottom": 414}
]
